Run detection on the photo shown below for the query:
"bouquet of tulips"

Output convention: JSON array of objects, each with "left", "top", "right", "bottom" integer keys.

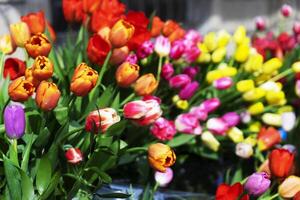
[{"left": 0, "top": 0, "right": 300, "bottom": 199}]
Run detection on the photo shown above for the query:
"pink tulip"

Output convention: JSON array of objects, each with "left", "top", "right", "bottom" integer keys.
[
  {"left": 125, "top": 53, "right": 138, "bottom": 64},
  {"left": 255, "top": 16, "right": 266, "bottom": 31},
  {"left": 137, "top": 40, "right": 154, "bottom": 59},
  {"left": 161, "top": 63, "right": 174, "bottom": 80},
  {"left": 183, "top": 46, "right": 200, "bottom": 63},
  {"left": 189, "top": 106, "right": 208, "bottom": 121},
  {"left": 240, "top": 111, "right": 251, "bottom": 124},
  {"left": 183, "top": 66, "right": 199, "bottom": 79},
  {"left": 179, "top": 81, "right": 199, "bottom": 100},
  {"left": 281, "top": 4, "right": 292, "bottom": 17},
  {"left": 199, "top": 98, "right": 221, "bottom": 113},
  {"left": 206, "top": 118, "right": 229, "bottom": 135},
  {"left": 154, "top": 36, "right": 171, "bottom": 57},
  {"left": 184, "top": 30, "right": 202, "bottom": 44},
  {"left": 154, "top": 167, "right": 174, "bottom": 187},
  {"left": 142, "top": 95, "right": 162, "bottom": 104},
  {"left": 222, "top": 112, "right": 240, "bottom": 127},
  {"left": 213, "top": 77, "right": 233, "bottom": 90},
  {"left": 175, "top": 113, "right": 202, "bottom": 135},
  {"left": 293, "top": 22, "right": 300, "bottom": 35},
  {"left": 169, "top": 74, "right": 191, "bottom": 89},
  {"left": 170, "top": 40, "right": 185, "bottom": 59},
  {"left": 150, "top": 117, "right": 176, "bottom": 140},
  {"left": 123, "top": 100, "right": 149, "bottom": 119}
]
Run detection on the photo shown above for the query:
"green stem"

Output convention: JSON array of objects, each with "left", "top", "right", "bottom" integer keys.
[
  {"left": 150, "top": 182, "right": 159, "bottom": 200},
  {"left": 268, "top": 68, "right": 293, "bottom": 83},
  {"left": 0, "top": 52, "right": 4, "bottom": 81},
  {"left": 10, "top": 139, "right": 19, "bottom": 166},
  {"left": 156, "top": 56, "right": 163, "bottom": 83},
  {"left": 263, "top": 193, "right": 279, "bottom": 200},
  {"left": 126, "top": 147, "right": 148, "bottom": 153},
  {"left": 120, "top": 93, "right": 135, "bottom": 107}
]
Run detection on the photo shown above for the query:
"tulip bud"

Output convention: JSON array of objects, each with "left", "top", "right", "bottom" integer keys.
[
  {"left": 142, "top": 95, "right": 161, "bottom": 104},
  {"left": 36, "top": 81, "right": 61, "bottom": 111},
  {"left": 199, "top": 98, "right": 221, "bottom": 113},
  {"left": 0, "top": 35, "right": 15, "bottom": 54},
  {"left": 4, "top": 104, "right": 26, "bottom": 139},
  {"left": 216, "top": 183, "right": 249, "bottom": 200},
  {"left": 206, "top": 70, "right": 223, "bottom": 83},
  {"left": 240, "top": 111, "right": 251, "bottom": 124},
  {"left": 169, "top": 74, "right": 191, "bottom": 89},
  {"left": 70, "top": 63, "right": 98, "bottom": 96},
  {"left": 255, "top": 16, "right": 266, "bottom": 31},
  {"left": 248, "top": 102, "right": 264, "bottom": 115},
  {"left": 262, "top": 113, "right": 282, "bottom": 127},
  {"left": 236, "top": 80, "right": 255, "bottom": 92},
  {"left": 182, "top": 66, "right": 199, "bottom": 79},
  {"left": 87, "top": 34, "right": 111, "bottom": 65},
  {"left": 292, "top": 62, "right": 300, "bottom": 73},
  {"left": 21, "top": 11, "right": 46, "bottom": 35},
  {"left": 249, "top": 122, "right": 261, "bottom": 133},
  {"left": 25, "top": 33, "right": 52, "bottom": 58},
  {"left": 150, "top": 16, "right": 164, "bottom": 37},
  {"left": 258, "top": 127, "right": 281, "bottom": 151},
  {"left": 281, "top": 4, "right": 292, "bottom": 17},
  {"left": 25, "top": 67, "right": 40, "bottom": 88},
  {"left": 179, "top": 81, "right": 199, "bottom": 100},
  {"left": 175, "top": 100, "right": 189, "bottom": 110},
  {"left": 189, "top": 106, "right": 208, "bottom": 121},
  {"left": 244, "top": 134, "right": 257, "bottom": 146},
  {"left": 244, "top": 172, "right": 271, "bottom": 196},
  {"left": 235, "top": 142, "right": 253, "bottom": 159},
  {"left": 269, "top": 148, "right": 294, "bottom": 178},
  {"left": 243, "top": 88, "right": 266, "bottom": 101},
  {"left": 279, "top": 176, "right": 300, "bottom": 198},
  {"left": 234, "top": 44, "right": 250, "bottom": 62},
  {"left": 161, "top": 63, "right": 174, "bottom": 80},
  {"left": 3, "top": 58, "right": 26, "bottom": 80},
  {"left": 233, "top": 26, "right": 247, "bottom": 45},
  {"left": 293, "top": 22, "right": 300, "bottom": 35},
  {"left": 115, "top": 62, "right": 139, "bottom": 87},
  {"left": 227, "top": 127, "right": 244, "bottom": 143},
  {"left": 8, "top": 77, "right": 34, "bottom": 102},
  {"left": 201, "top": 131, "right": 220, "bottom": 152},
  {"left": 217, "top": 30, "right": 231, "bottom": 47},
  {"left": 203, "top": 32, "right": 217, "bottom": 52},
  {"left": 282, "top": 112, "right": 296, "bottom": 131},
  {"left": 82, "top": 0, "right": 101, "bottom": 13},
  {"left": 109, "top": 20, "right": 135, "bottom": 48},
  {"left": 85, "top": 108, "right": 120, "bottom": 133},
  {"left": 123, "top": 100, "right": 148, "bottom": 119},
  {"left": 150, "top": 117, "right": 176, "bottom": 141},
  {"left": 183, "top": 46, "right": 200, "bottom": 63},
  {"left": 31, "top": 56, "right": 53, "bottom": 81},
  {"left": 175, "top": 113, "right": 202, "bottom": 135},
  {"left": 154, "top": 36, "right": 171, "bottom": 57},
  {"left": 65, "top": 148, "right": 83, "bottom": 164},
  {"left": 134, "top": 74, "right": 158, "bottom": 96},
  {"left": 10, "top": 22, "right": 30, "bottom": 47},
  {"left": 154, "top": 168, "right": 174, "bottom": 187},
  {"left": 170, "top": 40, "right": 185, "bottom": 59},
  {"left": 295, "top": 80, "right": 300, "bottom": 97},
  {"left": 212, "top": 47, "right": 226, "bottom": 63},
  {"left": 148, "top": 143, "right": 176, "bottom": 172},
  {"left": 213, "top": 77, "right": 233, "bottom": 90},
  {"left": 137, "top": 40, "right": 154, "bottom": 59},
  {"left": 262, "top": 58, "right": 282, "bottom": 75},
  {"left": 125, "top": 53, "right": 138, "bottom": 64},
  {"left": 221, "top": 112, "right": 240, "bottom": 127},
  {"left": 207, "top": 118, "right": 229, "bottom": 136},
  {"left": 110, "top": 46, "right": 129, "bottom": 65}
]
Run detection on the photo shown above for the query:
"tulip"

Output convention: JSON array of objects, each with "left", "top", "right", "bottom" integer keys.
[
  {"left": 8, "top": 77, "right": 34, "bottom": 102},
  {"left": 235, "top": 142, "right": 253, "bottom": 159},
  {"left": 292, "top": 62, "right": 300, "bottom": 73},
  {"left": 65, "top": 148, "right": 83, "bottom": 164},
  {"left": 148, "top": 143, "right": 176, "bottom": 172},
  {"left": 201, "top": 131, "right": 220, "bottom": 152},
  {"left": 35, "top": 81, "right": 61, "bottom": 111},
  {"left": 87, "top": 34, "right": 111, "bottom": 65},
  {"left": 82, "top": 0, "right": 101, "bottom": 13},
  {"left": 258, "top": 127, "right": 281, "bottom": 151},
  {"left": 62, "top": 0, "right": 85, "bottom": 23},
  {"left": 0, "top": 35, "right": 15, "bottom": 54},
  {"left": 31, "top": 56, "right": 53, "bottom": 81},
  {"left": 269, "top": 148, "right": 294, "bottom": 178},
  {"left": 142, "top": 95, "right": 161, "bottom": 104},
  {"left": 161, "top": 63, "right": 174, "bottom": 80},
  {"left": 248, "top": 102, "right": 264, "bottom": 115},
  {"left": 234, "top": 44, "right": 250, "bottom": 62},
  {"left": 109, "top": 20, "right": 135, "bottom": 48},
  {"left": 134, "top": 73, "right": 158, "bottom": 96},
  {"left": 137, "top": 40, "right": 154, "bottom": 59},
  {"left": 282, "top": 144, "right": 296, "bottom": 153},
  {"left": 294, "top": 191, "right": 300, "bottom": 200},
  {"left": 85, "top": 108, "right": 120, "bottom": 133},
  {"left": 125, "top": 53, "right": 138, "bottom": 64},
  {"left": 248, "top": 122, "right": 261, "bottom": 134},
  {"left": 175, "top": 100, "right": 189, "bottom": 110},
  {"left": 295, "top": 80, "right": 300, "bottom": 97},
  {"left": 189, "top": 106, "right": 208, "bottom": 121},
  {"left": 203, "top": 32, "right": 217, "bottom": 52},
  {"left": 233, "top": 26, "right": 247, "bottom": 45},
  {"left": 10, "top": 22, "right": 30, "bottom": 47},
  {"left": 258, "top": 159, "right": 271, "bottom": 175},
  {"left": 244, "top": 172, "right": 271, "bottom": 196},
  {"left": 243, "top": 88, "right": 266, "bottom": 101},
  {"left": 199, "top": 98, "right": 221, "bottom": 113},
  {"left": 115, "top": 62, "right": 139, "bottom": 87},
  {"left": 207, "top": 118, "right": 229, "bottom": 135},
  {"left": 3, "top": 58, "right": 26, "bottom": 80},
  {"left": 213, "top": 77, "right": 233, "bottom": 90},
  {"left": 222, "top": 112, "right": 240, "bottom": 127},
  {"left": 262, "top": 58, "right": 282, "bottom": 75},
  {"left": 123, "top": 100, "right": 149, "bottom": 119},
  {"left": 170, "top": 40, "right": 185, "bottom": 59},
  {"left": 281, "top": 4, "right": 292, "bottom": 17},
  {"left": 216, "top": 183, "right": 249, "bottom": 200},
  {"left": 154, "top": 36, "right": 171, "bottom": 57},
  {"left": 169, "top": 74, "right": 191, "bottom": 89},
  {"left": 110, "top": 46, "right": 129, "bottom": 65},
  {"left": 154, "top": 167, "right": 173, "bottom": 187},
  {"left": 150, "top": 16, "right": 164, "bottom": 37},
  {"left": 262, "top": 113, "right": 282, "bottom": 127},
  {"left": 240, "top": 111, "right": 251, "bottom": 124},
  {"left": 25, "top": 33, "right": 52, "bottom": 58},
  {"left": 4, "top": 104, "right": 25, "bottom": 139},
  {"left": 227, "top": 127, "right": 244, "bottom": 143},
  {"left": 206, "top": 70, "right": 223, "bottom": 83},
  {"left": 293, "top": 22, "right": 300, "bottom": 35},
  {"left": 150, "top": 117, "right": 176, "bottom": 141},
  {"left": 179, "top": 81, "right": 199, "bottom": 100},
  {"left": 182, "top": 66, "right": 199, "bottom": 79},
  {"left": 279, "top": 176, "right": 300, "bottom": 198},
  {"left": 281, "top": 112, "right": 296, "bottom": 132},
  {"left": 21, "top": 11, "right": 45, "bottom": 34},
  {"left": 25, "top": 67, "right": 40, "bottom": 88},
  {"left": 255, "top": 16, "right": 266, "bottom": 31},
  {"left": 70, "top": 63, "right": 98, "bottom": 96},
  {"left": 244, "top": 53, "right": 263, "bottom": 72},
  {"left": 183, "top": 46, "right": 200, "bottom": 63},
  {"left": 236, "top": 80, "right": 255, "bottom": 93},
  {"left": 175, "top": 113, "right": 202, "bottom": 135}
]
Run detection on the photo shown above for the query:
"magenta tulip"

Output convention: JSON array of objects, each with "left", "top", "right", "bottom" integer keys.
[
  {"left": 179, "top": 81, "right": 199, "bottom": 100},
  {"left": 150, "top": 117, "right": 176, "bottom": 141},
  {"left": 169, "top": 74, "right": 191, "bottom": 89},
  {"left": 175, "top": 113, "right": 202, "bottom": 135}
]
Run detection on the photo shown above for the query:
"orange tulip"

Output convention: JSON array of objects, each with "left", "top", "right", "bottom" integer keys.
[
  {"left": 36, "top": 81, "right": 61, "bottom": 111},
  {"left": 110, "top": 46, "right": 129, "bottom": 65},
  {"left": 150, "top": 16, "right": 164, "bottom": 37},
  {"left": 257, "top": 127, "right": 281, "bottom": 151},
  {"left": 148, "top": 143, "right": 176, "bottom": 172},
  {"left": 115, "top": 62, "right": 140, "bottom": 87},
  {"left": 134, "top": 73, "right": 158, "bottom": 96},
  {"left": 162, "top": 20, "right": 180, "bottom": 37},
  {"left": 25, "top": 67, "right": 40, "bottom": 88},
  {"left": 8, "top": 77, "right": 34, "bottom": 102},
  {"left": 21, "top": 11, "right": 46, "bottom": 35},
  {"left": 168, "top": 27, "right": 185, "bottom": 43},
  {"left": 70, "top": 63, "right": 98, "bottom": 96},
  {"left": 32, "top": 56, "right": 53, "bottom": 81},
  {"left": 9, "top": 22, "right": 30, "bottom": 47},
  {"left": 109, "top": 19, "right": 135, "bottom": 48},
  {"left": 279, "top": 176, "right": 300, "bottom": 198},
  {"left": 0, "top": 35, "right": 15, "bottom": 54},
  {"left": 82, "top": 0, "right": 101, "bottom": 14},
  {"left": 25, "top": 33, "right": 52, "bottom": 58}
]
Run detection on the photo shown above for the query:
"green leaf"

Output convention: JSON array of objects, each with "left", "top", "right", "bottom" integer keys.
[
  {"left": 84, "top": 167, "right": 112, "bottom": 183},
  {"left": 95, "top": 192, "right": 131, "bottom": 198},
  {"left": 97, "top": 85, "right": 115, "bottom": 107},
  {"left": 106, "top": 120, "right": 127, "bottom": 137},
  {"left": 54, "top": 106, "right": 68, "bottom": 125},
  {"left": 3, "top": 157, "right": 22, "bottom": 200},
  {"left": 167, "top": 134, "right": 196, "bottom": 147},
  {"left": 111, "top": 92, "right": 120, "bottom": 110},
  {"left": 21, "top": 134, "right": 36, "bottom": 171},
  {"left": 231, "top": 167, "right": 242, "bottom": 184},
  {"left": 33, "top": 127, "right": 51, "bottom": 148},
  {"left": 36, "top": 156, "right": 52, "bottom": 194},
  {"left": 39, "top": 171, "right": 61, "bottom": 200},
  {"left": 19, "top": 169, "right": 35, "bottom": 200}
]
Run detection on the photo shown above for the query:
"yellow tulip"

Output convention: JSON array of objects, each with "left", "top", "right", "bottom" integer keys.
[
  {"left": 244, "top": 135, "right": 257, "bottom": 146},
  {"left": 219, "top": 66, "right": 237, "bottom": 77},
  {"left": 212, "top": 47, "right": 226, "bottom": 63},
  {"left": 227, "top": 127, "right": 244, "bottom": 143},
  {"left": 233, "top": 26, "right": 246, "bottom": 45},
  {"left": 262, "top": 58, "right": 282, "bottom": 75},
  {"left": 206, "top": 70, "right": 223, "bottom": 83},
  {"left": 266, "top": 91, "right": 286, "bottom": 105},
  {"left": 235, "top": 44, "right": 250, "bottom": 62},
  {"left": 262, "top": 113, "right": 282, "bottom": 127},
  {"left": 243, "top": 53, "right": 263, "bottom": 72},
  {"left": 217, "top": 30, "right": 231, "bottom": 47},
  {"left": 248, "top": 121, "right": 261, "bottom": 133},
  {"left": 197, "top": 52, "right": 211, "bottom": 63},
  {"left": 278, "top": 176, "right": 300, "bottom": 198},
  {"left": 201, "top": 131, "right": 220, "bottom": 152},
  {"left": 204, "top": 32, "right": 217, "bottom": 52},
  {"left": 248, "top": 102, "right": 264, "bottom": 115},
  {"left": 236, "top": 80, "right": 255, "bottom": 92},
  {"left": 243, "top": 88, "right": 266, "bottom": 101},
  {"left": 277, "top": 106, "right": 293, "bottom": 114},
  {"left": 176, "top": 100, "right": 189, "bottom": 110},
  {"left": 292, "top": 61, "right": 300, "bottom": 73},
  {"left": 0, "top": 35, "right": 14, "bottom": 54}
]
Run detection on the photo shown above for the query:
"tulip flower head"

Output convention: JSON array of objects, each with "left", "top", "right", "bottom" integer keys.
[
  {"left": 199, "top": 98, "right": 221, "bottom": 113},
  {"left": 154, "top": 36, "right": 171, "bottom": 57},
  {"left": 207, "top": 118, "right": 229, "bottom": 136},
  {"left": 216, "top": 182, "right": 249, "bottom": 200},
  {"left": 0, "top": 34, "right": 15, "bottom": 54},
  {"left": 3, "top": 58, "right": 26, "bottom": 80},
  {"left": 279, "top": 176, "right": 300, "bottom": 198},
  {"left": 182, "top": 66, "right": 199, "bottom": 79},
  {"left": 175, "top": 113, "right": 202, "bottom": 135},
  {"left": 134, "top": 73, "right": 158, "bottom": 96},
  {"left": 189, "top": 106, "right": 208, "bottom": 121},
  {"left": 281, "top": 4, "right": 292, "bottom": 17},
  {"left": 244, "top": 172, "right": 271, "bottom": 196},
  {"left": 255, "top": 16, "right": 266, "bottom": 31},
  {"left": 148, "top": 143, "right": 176, "bottom": 172},
  {"left": 150, "top": 117, "right": 176, "bottom": 141},
  {"left": 87, "top": 34, "right": 111, "bottom": 65},
  {"left": 170, "top": 40, "right": 185, "bottom": 59},
  {"left": 125, "top": 53, "right": 138, "bottom": 64},
  {"left": 269, "top": 148, "right": 294, "bottom": 178},
  {"left": 161, "top": 63, "right": 174, "bottom": 80},
  {"left": 201, "top": 131, "right": 220, "bottom": 152},
  {"left": 4, "top": 104, "right": 26, "bottom": 139},
  {"left": 115, "top": 62, "right": 139, "bottom": 87},
  {"left": 137, "top": 40, "right": 154, "bottom": 59},
  {"left": 109, "top": 19, "right": 135, "bottom": 48},
  {"left": 213, "top": 77, "right": 233, "bottom": 90},
  {"left": 35, "top": 81, "right": 61, "bottom": 111},
  {"left": 154, "top": 168, "right": 174, "bottom": 187},
  {"left": 25, "top": 33, "right": 52, "bottom": 58},
  {"left": 257, "top": 127, "right": 281, "bottom": 151},
  {"left": 65, "top": 148, "right": 83, "bottom": 164},
  {"left": 235, "top": 142, "right": 253, "bottom": 159},
  {"left": 110, "top": 46, "right": 129, "bottom": 65},
  {"left": 169, "top": 74, "right": 191, "bottom": 89},
  {"left": 25, "top": 67, "right": 40, "bottom": 88},
  {"left": 222, "top": 112, "right": 240, "bottom": 127},
  {"left": 8, "top": 77, "right": 34, "bottom": 102},
  {"left": 32, "top": 56, "right": 54, "bottom": 81},
  {"left": 179, "top": 81, "right": 199, "bottom": 100},
  {"left": 21, "top": 11, "right": 46, "bottom": 34},
  {"left": 10, "top": 22, "right": 30, "bottom": 47}
]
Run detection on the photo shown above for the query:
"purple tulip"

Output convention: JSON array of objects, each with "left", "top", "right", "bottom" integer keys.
[
  {"left": 199, "top": 98, "right": 221, "bottom": 113},
  {"left": 155, "top": 167, "right": 174, "bottom": 187},
  {"left": 213, "top": 77, "right": 233, "bottom": 90},
  {"left": 183, "top": 66, "right": 199, "bottom": 79},
  {"left": 179, "top": 81, "right": 199, "bottom": 100},
  {"left": 125, "top": 53, "right": 138, "bottom": 64},
  {"left": 189, "top": 106, "right": 208, "bottom": 121},
  {"left": 244, "top": 172, "right": 271, "bottom": 196},
  {"left": 137, "top": 40, "right": 154, "bottom": 59},
  {"left": 161, "top": 63, "right": 174, "bottom": 80},
  {"left": 222, "top": 112, "right": 240, "bottom": 127},
  {"left": 169, "top": 74, "right": 191, "bottom": 89},
  {"left": 175, "top": 113, "right": 202, "bottom": 135},
  {"left": 206, "top": 118, "right": 229, "bottom": 135},
  {"left": 4, "top": 104, "right": 25, "bottom": 139},
  {"left": 170, "top": 40, "right": 185, "bottom": 60}
]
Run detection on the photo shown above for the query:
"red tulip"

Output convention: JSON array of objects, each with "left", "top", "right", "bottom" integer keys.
[
  {"left": 269, "top": 148, "right": 294, "bottom": 178},
  {"left": 65, "top": 148, "right": 83, "bottom": 164},
  {"left": 257, "top": 127, "right": 281, "bottom": 151},
  {"left": 3, "top": 58, "right": 26, "bottom": 80},
  {"left": 87, "top": 34, "right": 111, "bottom": 65},
  {"left": 21, "top": 11, "right": 46, "bottom": 34},
  {"left": 62, "top": 0, "right": 85, "bottom": 23},
  {"left": 216, "top": 183, "right": 249, "bottom": 200}
]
